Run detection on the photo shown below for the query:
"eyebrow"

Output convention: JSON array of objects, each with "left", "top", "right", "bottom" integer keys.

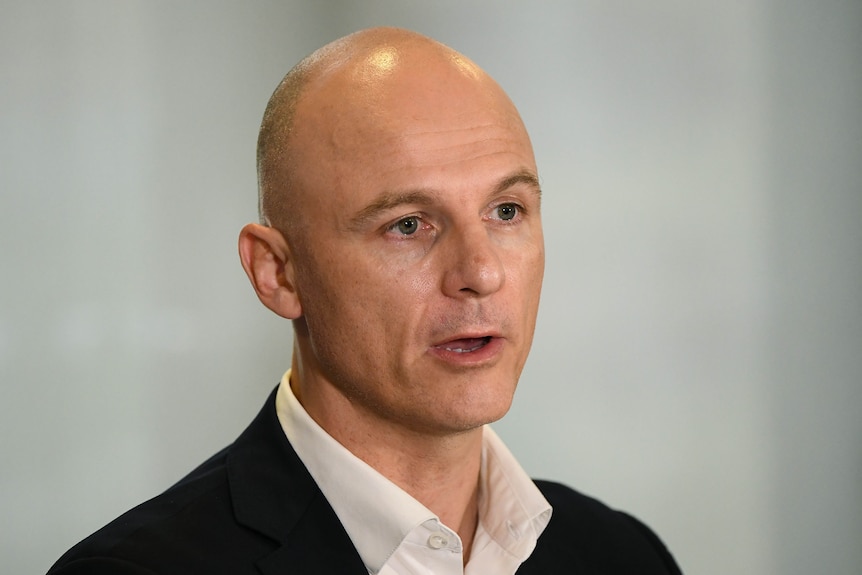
[
  {"left": 494, "top": 169, "right": 542, "bottom": 198},
  {"left": 346, "top": 169, "right": 542, "bottom": 231},
  {"left": 347, "top": 190, "right": 438, "bottom": 231}
]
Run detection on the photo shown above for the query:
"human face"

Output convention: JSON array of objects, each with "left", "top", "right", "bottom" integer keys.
[{"left": 287, "top": 55, "right": 544, "bottom": 436}]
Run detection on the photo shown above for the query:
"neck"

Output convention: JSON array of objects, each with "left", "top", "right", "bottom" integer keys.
[
  {"left": 354, "top": 424, "right": 483, "bottom": 554},
  {"left": 290, "top": 356, "right": 483, "bottom": 559}
]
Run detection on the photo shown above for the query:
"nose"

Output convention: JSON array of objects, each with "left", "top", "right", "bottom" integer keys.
[{"left": 441, "top": 224, "right": 505, "bottom": 298}]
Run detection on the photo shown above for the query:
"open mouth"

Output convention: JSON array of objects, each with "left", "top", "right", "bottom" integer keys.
[{"left": 435, "top": 336, "right": 493, "bottom": 353}]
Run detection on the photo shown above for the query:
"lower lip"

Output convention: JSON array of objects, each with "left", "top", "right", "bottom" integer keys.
[{"left": 428, "top": 337, "right": 505, "bottom": 366}]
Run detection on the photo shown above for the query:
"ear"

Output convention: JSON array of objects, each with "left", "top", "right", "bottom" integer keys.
[{"left": 238, "top": 223, "right": 303, "bottom": 319}]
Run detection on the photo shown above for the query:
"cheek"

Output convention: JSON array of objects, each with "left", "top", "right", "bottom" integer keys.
[
  {"left": 369, "top": 247, "right": 439, "bottom": 300},
  {"left": 508, "top": 242, "right": 544, "bottom": 291},
  {"left": 405, "top": 265, "right": 438, "bottom": 298},
  {"left": 505, "top": 247, "right": 544, "bottom": 341},
  {"left": 305, "top": 249, "right": 436, "bottom": 337},
  {"left": 524, "top": 233, "right": 545, "bottom": 290},
  {"left": 294, "top": 248, "right": 362, "bottom": 333}
]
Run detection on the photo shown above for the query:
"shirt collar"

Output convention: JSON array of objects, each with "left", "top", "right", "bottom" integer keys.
[
  {"left": 478, "top": 425, "right": 553, "bottom": 561},
  {"left": 275, "top": 370, "right": 552, "bottom": 573}
]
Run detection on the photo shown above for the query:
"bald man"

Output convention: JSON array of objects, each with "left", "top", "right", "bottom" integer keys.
[{"left": 49, "top": 28, "right": 682, "bottom": 575}]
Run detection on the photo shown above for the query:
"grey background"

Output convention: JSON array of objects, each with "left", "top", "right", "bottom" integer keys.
[{"left": 2, "top": 1, "right": 860, "bottom": 574}]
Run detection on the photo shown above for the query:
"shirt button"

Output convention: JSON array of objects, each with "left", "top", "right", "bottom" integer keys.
[{"left": 427, "top": 531, "right": 450, "bottom": 549}]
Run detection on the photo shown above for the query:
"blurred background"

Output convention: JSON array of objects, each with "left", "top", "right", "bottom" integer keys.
[{"left": 2, "top": 1, "right": 860, "bottom": 573}]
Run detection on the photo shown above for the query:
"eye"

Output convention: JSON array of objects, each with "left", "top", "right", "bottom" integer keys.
[
  {"left": 392, "top": 216, "right": 420, "bottom": 235},
  {"left": 495, "top": 203, "right": 519, "bottom": 221}
]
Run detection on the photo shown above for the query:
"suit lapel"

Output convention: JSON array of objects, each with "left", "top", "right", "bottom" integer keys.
[
  {"left": 255, "top": 491, "right": 368, "bottom": 574},
  {"left": 226, "top": 387, "right": 367, "bottom": 574}
]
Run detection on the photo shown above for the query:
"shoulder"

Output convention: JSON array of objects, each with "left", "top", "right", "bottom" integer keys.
[
  {"left": 523, "top": 480, "right": 683, "bottom": 574},
  {"left": 46, "top": 556, "right": 160, "bottom": 575},
  {"left": 47, "top": 446, "right": 272, "bottom": 575}
]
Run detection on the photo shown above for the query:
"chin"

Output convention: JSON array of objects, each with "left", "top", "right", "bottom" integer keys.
[{"left": 444, "top": 388, "right": 515, "bottom": 432}]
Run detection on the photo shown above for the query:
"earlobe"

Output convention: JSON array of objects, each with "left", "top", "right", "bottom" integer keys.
[{"left": 238, "top": 223, "right": 303, "bottom": 319}]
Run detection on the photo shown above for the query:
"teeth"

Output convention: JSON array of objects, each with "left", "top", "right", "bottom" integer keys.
[{"left": 443, "top": 338, "right": 488, "bottom": 353}]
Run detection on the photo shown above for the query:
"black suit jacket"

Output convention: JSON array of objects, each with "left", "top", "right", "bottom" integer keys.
[{"left": 48, "top": 389, "right": 682, "bottom": 574}]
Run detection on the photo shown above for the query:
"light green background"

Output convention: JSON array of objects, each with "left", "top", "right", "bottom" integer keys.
[{"left": 2, "top": 1, "right": 860, "bottom": 574}]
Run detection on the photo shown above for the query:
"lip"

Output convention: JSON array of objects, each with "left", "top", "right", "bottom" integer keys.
[{"left": 427, "top": 333, "right": 505, "bottom": 366}]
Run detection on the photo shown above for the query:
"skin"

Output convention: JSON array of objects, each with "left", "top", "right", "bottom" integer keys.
[{"left": 239, "top": 27, "right": 544, "bottom": 561}]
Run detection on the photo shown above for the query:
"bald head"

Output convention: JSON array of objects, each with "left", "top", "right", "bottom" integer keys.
[
  {"left": 256, "top": 27, "right": 530, "bottom": 235},
  {"left": 241, "top": 27, "right": 543, "bottom": 437}
]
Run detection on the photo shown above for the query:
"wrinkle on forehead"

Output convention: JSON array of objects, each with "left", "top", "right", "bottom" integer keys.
[{"left": 323, "top": 116, "right": 532, "bottom": 180}]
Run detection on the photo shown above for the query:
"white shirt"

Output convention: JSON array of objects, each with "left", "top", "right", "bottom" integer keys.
[{"left": 275, "top": 370, "right": 552, "bottom": 575}]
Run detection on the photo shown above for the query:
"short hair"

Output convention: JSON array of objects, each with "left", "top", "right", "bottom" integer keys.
[
  {"left": 255, "top": 58, "right": 313, "bottom": 232},
  {"left": 255, "top": 31, "right": 364, "bottom": 233}
]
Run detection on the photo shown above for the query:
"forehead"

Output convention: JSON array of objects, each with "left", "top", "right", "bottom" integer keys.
[{"left": 285, "top": 43, "right": 536, "bottom": 218}]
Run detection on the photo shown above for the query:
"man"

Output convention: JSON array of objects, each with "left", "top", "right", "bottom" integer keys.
[{"left": 49, "top": 27, "right": 682, "bottom": 574}]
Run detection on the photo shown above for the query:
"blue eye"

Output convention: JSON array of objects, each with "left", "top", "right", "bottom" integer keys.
[
  {"left": 496, "top": 204, "right": 518, "bottom": 221},
  {"left": 394, "top": 217, "right": 419, "bottom": 235}
]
